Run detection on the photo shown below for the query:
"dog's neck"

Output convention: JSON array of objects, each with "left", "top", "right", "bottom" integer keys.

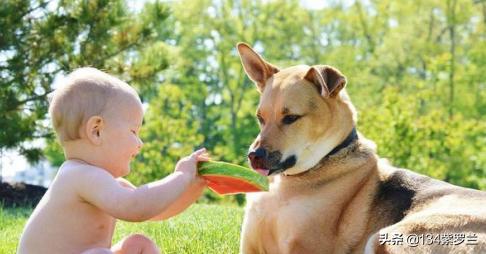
[
  {"left": 326, "top": 127, "right": 358, "bottom": 158},
  {"left": 283, "top": 127, "right": 359, "bottom": 177},
  {"left": 310, "top": 127, "right": 359, "bottom": 170}
]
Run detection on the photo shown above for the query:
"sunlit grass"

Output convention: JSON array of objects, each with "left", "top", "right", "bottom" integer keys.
[{"left": 0, "top": 204, "right": 244, "bottom": 254}]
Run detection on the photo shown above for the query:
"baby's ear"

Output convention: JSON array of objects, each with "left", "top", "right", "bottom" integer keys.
[{"left": 84, "top": 116, "right": 104, "bottom": 145}]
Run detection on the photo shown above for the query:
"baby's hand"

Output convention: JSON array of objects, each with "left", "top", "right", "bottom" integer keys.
[{"left": 175, "top": 148, "right": 210, "bottom": 182}]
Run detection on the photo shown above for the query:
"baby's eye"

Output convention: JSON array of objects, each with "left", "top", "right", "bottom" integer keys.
[{"left": 131, "top": 130, "right": 137, "bottom": 134}]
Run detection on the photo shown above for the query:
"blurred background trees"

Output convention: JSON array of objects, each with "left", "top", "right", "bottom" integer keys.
[
  {"left": 1, "top": 0, "right": 485, "bottom": 202},
  {"left": 1, "top": 0, "right": 170, "bottom": 162}
]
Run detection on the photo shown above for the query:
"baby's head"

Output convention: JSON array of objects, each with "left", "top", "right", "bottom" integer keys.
[{"left": 49, "top": 67, "right": 144, "bottom": 176}]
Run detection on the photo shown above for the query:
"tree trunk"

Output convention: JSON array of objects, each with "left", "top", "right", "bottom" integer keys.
[
  {"left": 447, "top": 0, "right": 457, "bottom": 118},
  {"left": 0, "top": 149, "right": 3, "bottom": 183}
]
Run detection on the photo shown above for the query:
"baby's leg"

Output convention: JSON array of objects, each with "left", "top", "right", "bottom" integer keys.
[
  {"left": 81, "top": 248, "right": 113, "bottom": 254},
  {"left": 111, "top": 234, "right": 160, "bottom": 254}
]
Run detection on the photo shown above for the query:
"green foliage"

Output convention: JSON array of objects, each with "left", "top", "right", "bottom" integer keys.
[
  {"left": 1, "top": 0, "right": 170, "bottom": 159},
  {"left": 2, "top": 0, "right": 484, "bottom": 194},
  {"left": 43, "top": 139, "right": 64, "bottom": 167},
  {"left": 128, "top": 84, "right": 204, "bottom": 186},
  {"left": 360, "top": 87, "right": 486, "bottom": 189},
  {"left": 156, "top": 0, "right": 485, "bottom": 192}
]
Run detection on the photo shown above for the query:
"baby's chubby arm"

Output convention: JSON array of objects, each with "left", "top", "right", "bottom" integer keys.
[
  {"left": 148, "top": 149, "right": 210, "bottom": 220},
  {"left": 76, "top": 148, "right": 208, "bottom": 222},
  {"left": 115, "top": 177, "right": 206, "bottom": 221},
  {"left": 148, "top": 176, "right": 206, "bottom": 221}
]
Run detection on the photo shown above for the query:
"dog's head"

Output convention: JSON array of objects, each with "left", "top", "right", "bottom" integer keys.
[{"left": 237, "top": 43, "right": 357, "bottom": 176}]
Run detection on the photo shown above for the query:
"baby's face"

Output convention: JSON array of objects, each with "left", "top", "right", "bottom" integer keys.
[{"left": 101, "top": 96, "right": 144, "bottom": 177}]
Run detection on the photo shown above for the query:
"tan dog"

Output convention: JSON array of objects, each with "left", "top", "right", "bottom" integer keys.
[{"left": 236, "top": 42, "right": 486, "bottom": 254}]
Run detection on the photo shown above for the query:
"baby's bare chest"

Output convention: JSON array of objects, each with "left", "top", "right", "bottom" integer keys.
[
  {"left": 72, "top": 202, "right": 117, "bottom": 243},
  {"left": 24, "top": 201, "right": 116, "bottom": 253}
]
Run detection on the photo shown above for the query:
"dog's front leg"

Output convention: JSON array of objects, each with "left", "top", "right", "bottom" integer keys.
[{"left": 240, "top": 211, "right": 260, "bottom": 254}]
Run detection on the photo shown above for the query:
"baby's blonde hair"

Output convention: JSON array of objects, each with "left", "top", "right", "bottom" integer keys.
[{"left": 49, "top": 67, "right": 138, "bottom": 143}]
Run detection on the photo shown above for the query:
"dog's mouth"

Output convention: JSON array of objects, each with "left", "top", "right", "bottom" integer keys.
[
  {"left": 251, "top": 155, "right": 297, "bottom": 176},
  {"left": 254, "top": 168, "right": 270, "bottom": 176},
  {"left": 249, "top": 158, "right": 271, "bottom": 176}
]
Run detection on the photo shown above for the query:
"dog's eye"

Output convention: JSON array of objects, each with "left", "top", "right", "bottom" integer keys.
[
  {"left": 257, "top": 115, "right": 265, "bottom": 125},
  {"left": 282, "top": 115, "right": 301, "bottom": 125}
]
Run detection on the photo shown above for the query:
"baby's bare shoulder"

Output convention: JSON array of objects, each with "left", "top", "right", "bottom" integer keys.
[
  {"left": 56, "top": 162, "right": 116, "bottom": 191},
  {"left": 59, "top": 162, "right": 109, "bottom": 178}
]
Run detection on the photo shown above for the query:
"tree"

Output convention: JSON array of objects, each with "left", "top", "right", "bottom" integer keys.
[
  {"left": 138, "top": 0, "right": 485, "bottom": 196},
  {"left": 1, "top": 0, "right": 171, "bottom": 168},
  {"left": 6, "top": 0, "right": 484, "bottom": 195}
]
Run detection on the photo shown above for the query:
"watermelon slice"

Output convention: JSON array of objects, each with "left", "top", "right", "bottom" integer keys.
[{"left": 198, "top": 161, "right": 269, "bottom": 195}]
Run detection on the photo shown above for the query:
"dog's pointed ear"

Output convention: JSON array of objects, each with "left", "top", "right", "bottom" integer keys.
[
  {"left": 303, "top": 67, "right": 330, "bottom": 97},
  {"left": 237, "top": 42, "right": 279, "bottom": 92},
  {"left": 304, "top": 65, "right": 346, "bottom": 98}
]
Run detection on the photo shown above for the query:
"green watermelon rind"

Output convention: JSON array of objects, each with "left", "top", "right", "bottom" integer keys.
[{"left": 198, "top": 161, "right": 269, "bottom": 191}]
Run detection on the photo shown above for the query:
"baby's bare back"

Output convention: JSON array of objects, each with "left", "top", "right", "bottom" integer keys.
[{"left": 18, "top": 163, "right": 116, "bottom": 254}]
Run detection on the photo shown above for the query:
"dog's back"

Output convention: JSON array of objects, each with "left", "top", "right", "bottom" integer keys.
[{"left": 365, "top": 166, "right": 486, "bottom": 253}]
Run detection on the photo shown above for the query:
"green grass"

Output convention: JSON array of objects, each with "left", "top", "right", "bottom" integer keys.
[
  {"left": 0, "top": 206, "right": 32, "bottom": 254},
  {"left": 0, "top": 204, "right": 244, "bottom": 254}
]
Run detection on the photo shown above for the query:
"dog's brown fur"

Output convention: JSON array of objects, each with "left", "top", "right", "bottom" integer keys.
[{"left": 236, "top": 42, "right": 486, "bottom": 254}]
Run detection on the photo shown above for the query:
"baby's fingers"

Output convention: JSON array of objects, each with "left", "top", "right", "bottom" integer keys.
[
  {"left": 197, "top": 150, "right": 211, "bottom": 160},
  {"left": 191, "top": 148, "right": 206, "bottom": 157},
  {"left": 197, "top": 155, "right": 211, "bottom": 162}
]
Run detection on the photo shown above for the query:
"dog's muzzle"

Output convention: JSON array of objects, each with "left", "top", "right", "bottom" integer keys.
[{"left": 248, "top": 147, "right": 297, "bottom": 176}]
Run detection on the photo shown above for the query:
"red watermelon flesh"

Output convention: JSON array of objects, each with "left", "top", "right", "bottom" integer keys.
[
  {"left": 198, "top": 161, "right": 269, "bottom": 195},
  {"left": 204, "top": 175, "right": 263, "bottom": 194}
]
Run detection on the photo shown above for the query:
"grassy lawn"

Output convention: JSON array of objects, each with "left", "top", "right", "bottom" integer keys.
[{"left": 0, "top": 204, "right": 244, "bottom": 254}]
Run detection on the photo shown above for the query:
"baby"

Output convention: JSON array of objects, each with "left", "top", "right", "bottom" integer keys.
[{"left": 18, "top": 67, "right": 209, "bottom": 254}]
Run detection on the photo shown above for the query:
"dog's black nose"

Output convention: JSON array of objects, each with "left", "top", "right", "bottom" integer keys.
[
  {"left": 248, "top": 147, "right": 269, "bottom": 169},
  {"left": 248, "top": 147, "right": 267, "bottom": 161}
]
